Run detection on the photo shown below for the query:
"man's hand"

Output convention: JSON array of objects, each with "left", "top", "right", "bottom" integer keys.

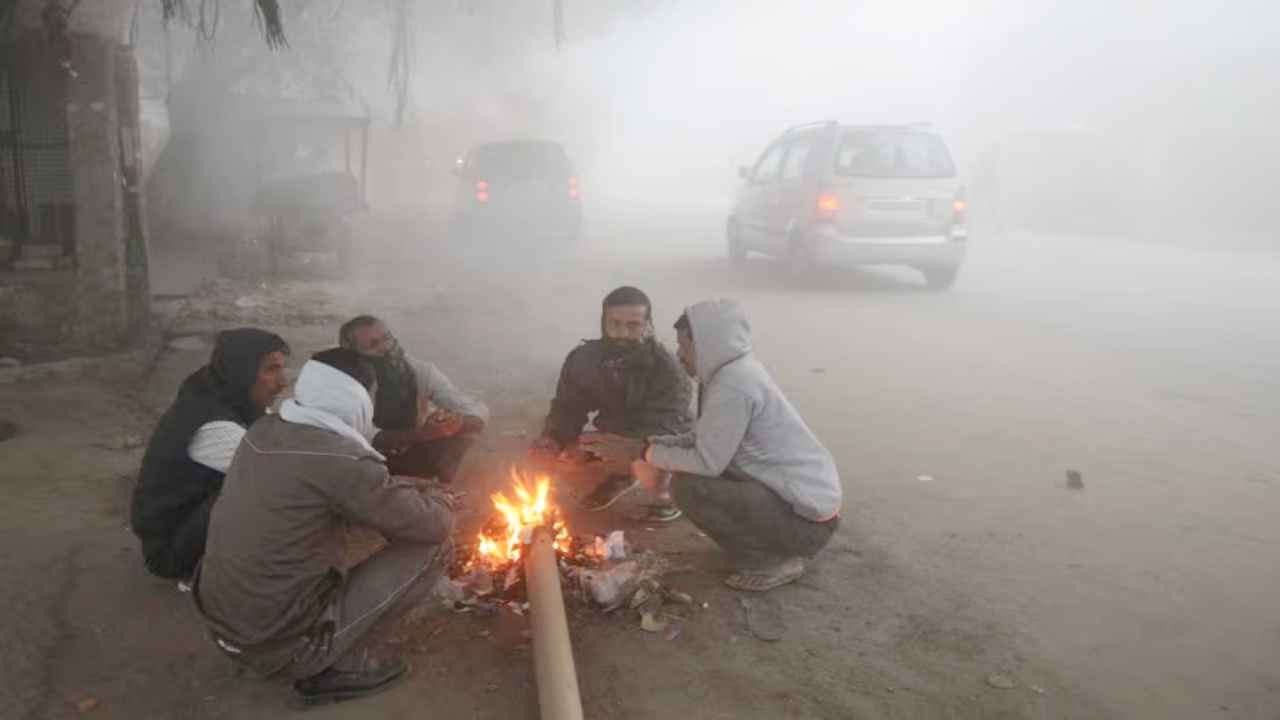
[
  {"left": 373, "top": 429, "right": 416, "bottom": 456},
  {"left": 528, "top": 434, "right": 563, "bottom": 459},
  {"left": 579, "top": 432, "right": 646, "bottom": 466},
  {"left": 416, "top": 412, "right": 465, "bottom": 442}
]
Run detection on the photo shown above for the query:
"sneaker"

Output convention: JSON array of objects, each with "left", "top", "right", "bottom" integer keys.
[
  {"left": 640, "top": 504, "right": 683, "bottom": 524},
  {"left": 580, "top": 474, "right": 639, "bottom": 511},
  {"left": 291, "top": 657, "right": 410, "bottom": 708}
]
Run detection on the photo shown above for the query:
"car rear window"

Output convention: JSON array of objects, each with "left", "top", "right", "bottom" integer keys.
[
  {"left": 470, "top": 142, "right": 570, "bottom": 180},
  {"left": 834, "top": 130, "right": 956, "bottom": 179}
]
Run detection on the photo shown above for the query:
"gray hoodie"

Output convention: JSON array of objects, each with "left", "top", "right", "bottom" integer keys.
[{"left": 647, "top": 299, "right": 842, "bottom": 522}]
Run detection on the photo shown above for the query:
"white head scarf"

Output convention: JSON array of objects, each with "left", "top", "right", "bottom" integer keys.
[{"left": 279, "top": 359, "right": 385, "bottom": 461}]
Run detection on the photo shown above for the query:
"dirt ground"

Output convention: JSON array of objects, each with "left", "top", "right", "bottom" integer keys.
[{"left": 2, "top": 211, "right": 1278, "bottom": 719}]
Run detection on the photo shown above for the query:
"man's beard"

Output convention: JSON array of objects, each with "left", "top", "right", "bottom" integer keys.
[{"left": 603, "top": 336, "right": 649, "bottom": 357}]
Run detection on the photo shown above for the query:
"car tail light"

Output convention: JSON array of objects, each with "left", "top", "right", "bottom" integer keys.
[
  {"left": 816, "top": 192, "right": 840, "bottom": 220},
  {"left": 568, "top": 176, "right": 580, "bottom": 199},
  {"left": 952, "top": 188, "right": 966, "bottom": 223},
  {"left": 475, "top": 180, "right": 489, "bottom": 203}
]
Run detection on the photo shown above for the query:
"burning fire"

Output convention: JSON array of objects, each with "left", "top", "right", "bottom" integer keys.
[{"left": 471, "top": 469, "right": 571, "bottom": 569}]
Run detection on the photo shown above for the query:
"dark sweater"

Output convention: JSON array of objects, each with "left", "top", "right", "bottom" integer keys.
[{"left": 541, "top": 338, "right": 694, "bottom": 447}]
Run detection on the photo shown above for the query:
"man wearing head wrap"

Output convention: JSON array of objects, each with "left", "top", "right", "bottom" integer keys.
[
  {"left": 531, "top": 286, "right": 693, "bottom": 521},
  {"left": 582, "top": 300, "right": 842, "bottom": 592},
  {"left": 131, "top": 328, "right": 291, "bottom": 581},
  {"left": 194, "top": 348, "right": 454, "bottom": 708},
  {"left": 338, "top": 315, "right": 488, "bottom": 484}
]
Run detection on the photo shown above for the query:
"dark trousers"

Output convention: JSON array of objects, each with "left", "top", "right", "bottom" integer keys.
[
  {"left": 141, "top": 494, "right": 216, "bottom": 580},
  {"left": 386, "top": 433, "right": 476, "bottom": 484},
  {"left": 672, "top": 473, "right": 839, "bottom": 570},
  {"left": 230, "top": 539, "right": 453, "bottom": 680}
]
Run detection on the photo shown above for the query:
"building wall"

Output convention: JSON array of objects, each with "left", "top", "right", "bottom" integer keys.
[{"left": 0, "top": 2, "right": 148, "bottom": 357}]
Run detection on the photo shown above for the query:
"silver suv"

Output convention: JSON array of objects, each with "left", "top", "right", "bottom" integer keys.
[{"left": 728, "top": 122, "right": 967, "bottom": 288}]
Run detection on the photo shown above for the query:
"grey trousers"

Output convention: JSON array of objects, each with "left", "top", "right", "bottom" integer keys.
[
  {"left": 238, "top": 539, "right": 452, "bottom": 680},
  {"left": 672, "top": 473, "right": 838, "bottom": 570}
]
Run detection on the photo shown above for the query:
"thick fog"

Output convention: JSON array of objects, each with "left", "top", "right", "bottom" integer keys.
[
  {"left": 8, "top": 3, "right": 1276, "bottom": 717},
  {"left": 139, "top": 0, "right": 1280, "bottom": 250}
]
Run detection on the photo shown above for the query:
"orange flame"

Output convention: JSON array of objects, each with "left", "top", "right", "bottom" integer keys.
[{"left": 473, "top": 469, "right": 570, "bottom": 568}]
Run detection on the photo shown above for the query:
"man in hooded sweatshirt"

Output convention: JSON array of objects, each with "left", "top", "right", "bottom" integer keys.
[
  {"left": 193, "top": 348, "right": 454, "bottom": 707},
  {"left": 339, "top": 315, "right": 488, "bottom": 484},
  {"left": 531, "top": 286, "right": 693, "bottom": 521},
  {"left": 131, "top": 327, "right": 291, "bottom": 581},
  {"left": 582, "top": 299, "right": 842, "bottom": 592}
]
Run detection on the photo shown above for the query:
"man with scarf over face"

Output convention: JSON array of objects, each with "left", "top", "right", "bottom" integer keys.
[
  {"left": 131, "top": 328, "right": 291, "bottom": 581},
  {"left": 531, "top": 286, "right": 693, "bottom": 521},
  {"left": 339, "top": 315, "right": 488, "bottom": 484},
  {"left": 194, "top": 349, "right": 454, "bottom": 708}
]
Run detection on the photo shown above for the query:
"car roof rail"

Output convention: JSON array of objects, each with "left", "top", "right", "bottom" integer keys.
[{"left": 784, "top": 120, "right": 838, "bottom": 135}]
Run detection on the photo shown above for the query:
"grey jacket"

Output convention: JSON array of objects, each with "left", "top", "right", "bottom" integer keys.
[
  {"left": 648, "top": 299, "right": 842, "bottom": 522},
  {"left": 193, "top": 416, "right": 453, "bottom": 651},
  {"left": 409, "top": 356, "right": 490, "bottom": 423}
]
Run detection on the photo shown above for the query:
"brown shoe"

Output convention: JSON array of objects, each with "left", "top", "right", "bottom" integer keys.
[{"left": 724, "top": 557, "right": 806, "bottom": 593}]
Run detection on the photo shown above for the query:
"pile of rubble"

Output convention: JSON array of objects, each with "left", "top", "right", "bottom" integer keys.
[{"left": 172, "top": 278, "right": 344, "bottom": 330}]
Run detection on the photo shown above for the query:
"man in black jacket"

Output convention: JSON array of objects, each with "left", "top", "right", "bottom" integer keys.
[
  {"left": 131, "top": 328, "right": 290, "bottom": 581},
  {"left": 531, "top": 287, "right": 693, "bottom": 521}
]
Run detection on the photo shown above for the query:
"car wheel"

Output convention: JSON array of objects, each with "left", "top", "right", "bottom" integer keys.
[
  {"left": 786, "top": 237, "right": 814, "bottom": 279},
  {"left": 922, "top": 265, "right": 959, "bottom": 290},
  {"left": 727, "top": 220, "right": 747, "bottom": 265}
]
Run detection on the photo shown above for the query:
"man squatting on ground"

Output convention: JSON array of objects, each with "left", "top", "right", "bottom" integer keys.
[
  {"left": 130, "top": 328, "right": 290, "bottom": 580},
  {"left": 194, "top": 348, "right": 454, "bottom": 706},
  {"left": 583, "top": 299, "right": 842, "bottom": 591},
  {"left": 530, "top": 286, "right": 694, "bottom": 522},
  {"left": 339, "top": 315, "right": 489, "bottom": 484}
]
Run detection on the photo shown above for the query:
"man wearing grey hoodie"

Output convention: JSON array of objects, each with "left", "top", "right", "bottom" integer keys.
[{"left": 583, "top": 299, "right": 841, "bottom": 591}]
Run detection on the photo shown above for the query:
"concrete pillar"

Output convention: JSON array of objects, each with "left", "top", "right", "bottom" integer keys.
[
  {"left": 116, "top": 45, "right": 151, "bottom": 337},
  {"left": 66, "top": 33, "right": 129, "bottom": 350}
]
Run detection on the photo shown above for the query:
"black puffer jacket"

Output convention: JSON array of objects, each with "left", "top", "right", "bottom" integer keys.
[{"left": 541, "top": 338, "right": 693, "bottom": 448}]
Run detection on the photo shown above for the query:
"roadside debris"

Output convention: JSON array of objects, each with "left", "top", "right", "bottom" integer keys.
[
  {"left": 175, "top": 278, "right": 342, "bottom": 328},
  {"left": 0, "top": 356, "right": 21, "bottom": 368},
  {"left": 75, "top": 697, "right": 99, "bottom": 713},
  {"left": 593, "top": 530, "right": 628, "bottom": 561},
  {"left": 985, "top": 672, "right": 1019, "bottom": 690},
  {"left": 95, "top": 434, "right": 145, "bottom": 451},
  {"left": 1066, "top": 469, "right": 1085, "bottom": 490},
  {"left": 0, "top": 419, "right": 19, "bottom": 443},
  {"left": 166, "top": 336, "right": 209, "bottom": 352},
  {"left": 639, "top": 608, "right": 668, "bottom": 633},
  {"left": 579, "top": 560, "right": 639, "bottom": 608},
  {"left": 664, "top": 589, "right": 694, "bottom": 605},
  {"left": 917, "top": 474, "right": 934, "bottom": 483}
]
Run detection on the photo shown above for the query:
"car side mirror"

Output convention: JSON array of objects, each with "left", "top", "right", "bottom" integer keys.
[{"left": 738, "top": 165, "right": 751, "bottom": 181}]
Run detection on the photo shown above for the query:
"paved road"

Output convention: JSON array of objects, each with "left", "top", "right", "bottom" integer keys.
[
  {"left": 361, "top": 215, "right": 1280, "bottom": 718},
  {"left": 3, "top": 210, "right": 1276, "bottom": 718}
]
